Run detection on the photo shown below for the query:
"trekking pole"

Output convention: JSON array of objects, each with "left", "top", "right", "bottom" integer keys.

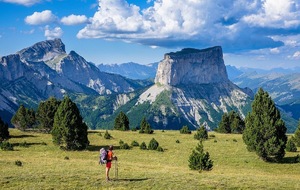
[{"left": 115, "top": 159, "right": 118, "bottom": 180}]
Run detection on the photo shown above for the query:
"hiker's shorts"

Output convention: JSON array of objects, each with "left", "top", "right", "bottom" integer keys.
[{"left": 106, "top": 161, "right": 112, "bottom": 168}]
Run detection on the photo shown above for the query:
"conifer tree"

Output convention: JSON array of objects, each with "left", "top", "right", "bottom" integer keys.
[
  {"left": 52, "top": 96, "right": 89, "bottom": 150},
  {"left": 139, "top": 117, "right": 153, "bottom": 134},
  {"left": 11, "top": 105, "right": 36, "bottom": 131},
  {"left": 217, "top": 111, "right": 244, "bottom": 134},
  {"left": 114, "top": 111, "right": 130, "bottom": 131},
  {"left": 194, "top": 125, "right": 208, "bottom": 140},
  {"left": 188, "top": 141, "right": 213, "bottom": 171},
  {"left": 180, "top": 125, "right": 191, "bottom": 134},
  {"left": 243, "top": 88, "right": 287, "bottom": 161},
  {"left": 36, "top": 97, "right": 61, "bottom": 133},
  {"left": 293, "top": 121, "right": 300, "bottom": 147},
  {"left": 0, "top": 116, "right": 10, "bottom": 141}
]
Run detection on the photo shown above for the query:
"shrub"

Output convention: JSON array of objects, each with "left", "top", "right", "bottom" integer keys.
[
  {"left": 0, "top": 141, "right": 14, "bottom": 151},
  {"left": 120, "top": 143, "right": 130, "bottom": 150},
  {"left": 157, "top": 146, "right": 164, "bottom": 152},
  {"left": 148, "top": 138, "right": 159, "bottom": 150},
  {"left": 180, "top": 125, "right": 191, "bottom": 134},
  {"left": 194, "top": 125, "right": 208, "bottom": 140},
  {"left": 286, "top": 138, "right": 297, "bottom": 152},
  {"left": 140, "top": 142, "right": 147, "bottom": 150},
  {"left": 188, "top": 141, "right": 213, "bottom": 171},
  {"left": 233, "top": 139, "right": 238, "bottom": 142},
  {"left": 15, "top": 160, "right": 22, "bottom": 166},
  {"left": 131, "top": 140, "right": 139, "bottom": 147},
  {"left": 176, "top": 140, "right": 180, "bottom": 143},
  {"left": 64, "top": 156, "right": 70, "bottom": 160},
  {"left": 104, "top": 130, "right": 112, "bottom": 139},
  {"left": 209, "top": 134, "right": 215, "bottom": 138}
]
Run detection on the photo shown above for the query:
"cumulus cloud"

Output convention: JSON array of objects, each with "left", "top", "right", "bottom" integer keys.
[
  {"left": 77, "top": 0, "right": 300, "bottom": 52},
  {"left": 44, "top": 25, "right": 63, "bottom": 40},
  {"left": 61, "top": 14, "right": 88, "bottom": 25},
  {"left": 25, "top": 10, "right": 57, "bottom": 25},
  {"left": 0, "top": 0, "right": 41, "bottom": 6}
]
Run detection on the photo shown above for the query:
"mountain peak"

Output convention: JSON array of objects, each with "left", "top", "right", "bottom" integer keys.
[
  {"left": 17, "top": 38, "right": 66, "bottom": 62},
  {"left": 155, "top": 46, "right": 228, "bottom": 86}
]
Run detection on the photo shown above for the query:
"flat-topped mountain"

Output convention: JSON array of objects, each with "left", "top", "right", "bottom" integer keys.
[{"left": 155, "top": 47, "right": 228, "bottom": 86}]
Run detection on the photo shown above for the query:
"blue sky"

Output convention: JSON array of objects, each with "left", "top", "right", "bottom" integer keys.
[{"left": 0, "top": 0, "right": 300, "bottom": 69}]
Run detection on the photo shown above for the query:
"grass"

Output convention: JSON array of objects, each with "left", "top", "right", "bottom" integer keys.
[{"left": 1, "top": 129, "right": 300, "bottom": 189}]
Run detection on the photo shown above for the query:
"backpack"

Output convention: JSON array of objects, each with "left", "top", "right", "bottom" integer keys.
[{"left": 99, "top": 148, "right": 108, "bottom": 165}]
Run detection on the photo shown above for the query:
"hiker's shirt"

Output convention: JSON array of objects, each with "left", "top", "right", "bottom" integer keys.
[{"left": 107, "top": 150, "right": 113, "bottom": 162}]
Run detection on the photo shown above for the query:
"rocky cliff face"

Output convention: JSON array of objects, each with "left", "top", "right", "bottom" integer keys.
[
  {"left": 135, "top": 46, "right": 253, "bottom": 130},
  {"left": 155, "top": 47, "right": 228, "bottom": 86},
  {"left": 0, "top": 39, "right": 149, "bottom": 125}
]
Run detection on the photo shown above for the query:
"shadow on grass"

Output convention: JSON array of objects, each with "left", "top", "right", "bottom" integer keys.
[
  {"left": 278, "top": 156, "right": 300, "bottom": 164},
  {"left": 12, "top": 142, "right": 47, "bottom": 147},
  {"left": 10, "top": 134, "right": 36, "bottom": 139},
  {"left": 88, "top": 131, "right": 102, "bottom": 134},
  {"left": 112, "top": 178, "right": 149, "bottom": 182},
  {"left": 87, "top": 145, "right": 121, "bottom": 151}
]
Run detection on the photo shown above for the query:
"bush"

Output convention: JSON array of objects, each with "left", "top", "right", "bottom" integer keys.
[
  {"left": 148, "top": 138, "right": 159, "bottom": 150},
  {"left": 233, "top": 139, "right": 238, "bottom": 142},
  {"left": 180, "top": 125, "right": 191, "bottom": 134},
  {"left": 15, "top": 160, "right": 22, "bottom": 166},
  {"left": 188, "top": 141, "right": 213, "bottom": 171},
  {"left": 157, "top": 146, "right": 164, "bottom": 152},
  {"left": 131, "top": 140, "right": 139, "bottom": 147},
  {"left": 209, "top": 134, "right": 215, "bottom": 138},
  {"left": 140, "top": 142, "right": 147, "bottom": 150},
  {"left": 104, "top": 130, "right": 112, "bottom": 139},
  {"left": 0, "top": 141, "right": 14, "bottom": 151},
  {"left": 64, "top": 156, "right": 70, "bottom": 160},
  {"left": 194, "top": 125, "right": 208, "bottom": 140},
  {"left": 176, "top": 140, "right": 180, "bottom": 143},
  {"left": 120, "top": 143, "right": 130, "bottom": 150},
  {"left": 286, "top": 138, "right": 297, "bottom": 152}
]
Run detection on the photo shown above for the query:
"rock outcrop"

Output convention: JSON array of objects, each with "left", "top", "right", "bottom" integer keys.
[
  {"left": 136, "top": 46, "right": 253, "bottom": 130},
  {"left": 155, "top": 47, "right": 228, "bottom": 86}
]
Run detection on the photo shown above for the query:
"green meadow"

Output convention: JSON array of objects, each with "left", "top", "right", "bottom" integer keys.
[{"left": 1, "top": 129, "right": 300, "bottom": 190}]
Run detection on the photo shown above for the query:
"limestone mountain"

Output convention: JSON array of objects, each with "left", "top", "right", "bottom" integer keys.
[
  {"left": 0, "top": 39, "right": 149, "bottom": 124},
  {"left": 99, "top": 47, "right": 254, "bottom": 130}
]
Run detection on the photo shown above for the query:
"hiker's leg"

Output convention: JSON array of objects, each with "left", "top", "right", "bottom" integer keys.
[{"left": 106, "top": 167, "right": 110, "bottom": 180}]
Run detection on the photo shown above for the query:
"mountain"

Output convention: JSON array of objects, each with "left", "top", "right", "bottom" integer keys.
[
  {"left": 98, "top": 62, "right": 158, "bottom": 80},
  {"left": 97, "top": 47, "right": 253, "bottom": 131},
  {"left": 0, "top": 39, "right": 151, "bottom": 125}
]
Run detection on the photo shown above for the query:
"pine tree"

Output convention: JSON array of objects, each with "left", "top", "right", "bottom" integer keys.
[
  {"left": 36, "top": 97, "right": 61, "bottom": 133},
  {"left": 188, "top": 141, "right": 213, "bottom": 171},
  {"left": 139, "top": 117, "right": 153, "bottom": 134},
  {"left": 11, "top": 105, "right": 36, "bottom": 131},
  {"left": 194, "top": 125, "right": 208, "bottom": 140},
  {"left": 52, "top": 96, "right": 89, "bottom": 150},
  {"left": 180, "top": 125, "right": 191, "bottom": 134},
  {"left": 0, "top": 116, "right": 10, "bottom": 141},
  {"left": 293, "top": 121, "right": 300, "bottom": 147},
  {"left": 243, "top": 88, "right": 287, "bottom": 162},
  {"left": 217, "top": 111, "right": 244, "bottom": 134},
  {"left": 114, "top": 111, "right": 130, "bottom": 131},
  {"left": 286, "top": 138, "right": 297, "bottom": 152},
  {"left": 148, "top": 138, "right": 159, "bottom": 150},
  {"left": 217, "top": 113, "right": 231, "bottom": 133}
]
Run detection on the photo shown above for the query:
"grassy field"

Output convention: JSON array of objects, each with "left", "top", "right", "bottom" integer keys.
[{"left": 1, "top": 129, "right": 300, "bottom": 190}]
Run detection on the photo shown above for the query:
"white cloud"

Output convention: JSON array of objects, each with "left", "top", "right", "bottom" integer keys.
[
  {"left": 61, "top": 14, "right": 88, "bottom": 25},
  {"left": 243, "top": 0, "right": 300, "bottom": 28},
  {"left": 270, "top": 48, "right": 280, "bottom": 54},
  {"left": 1, "top": 0, "right": 41, "bottom": 6},
  {"left": 292, "top": 51, "right": 300, "bottom": 59},
  {"left": 44, "top": 25, "right": 63, "bottom": 40},
  {"left": 77, "top": 0, "right": 300, "bottom": 52},
  {"left": 25, "top": 10, "right": 57, "bottom": 25}
]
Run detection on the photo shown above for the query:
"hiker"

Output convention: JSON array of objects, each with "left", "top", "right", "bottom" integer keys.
[{"left": 106, "top": 145, "right": 117, "bottom": 181}]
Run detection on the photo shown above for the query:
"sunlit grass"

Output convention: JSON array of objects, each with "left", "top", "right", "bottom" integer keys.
[{"left": 0, "top": 129, "right": 299, "bottom": 189}]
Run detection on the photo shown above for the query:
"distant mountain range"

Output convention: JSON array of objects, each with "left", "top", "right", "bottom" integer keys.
[{"left": 0, "top": 39, "right": 299, "bottom": 132}]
